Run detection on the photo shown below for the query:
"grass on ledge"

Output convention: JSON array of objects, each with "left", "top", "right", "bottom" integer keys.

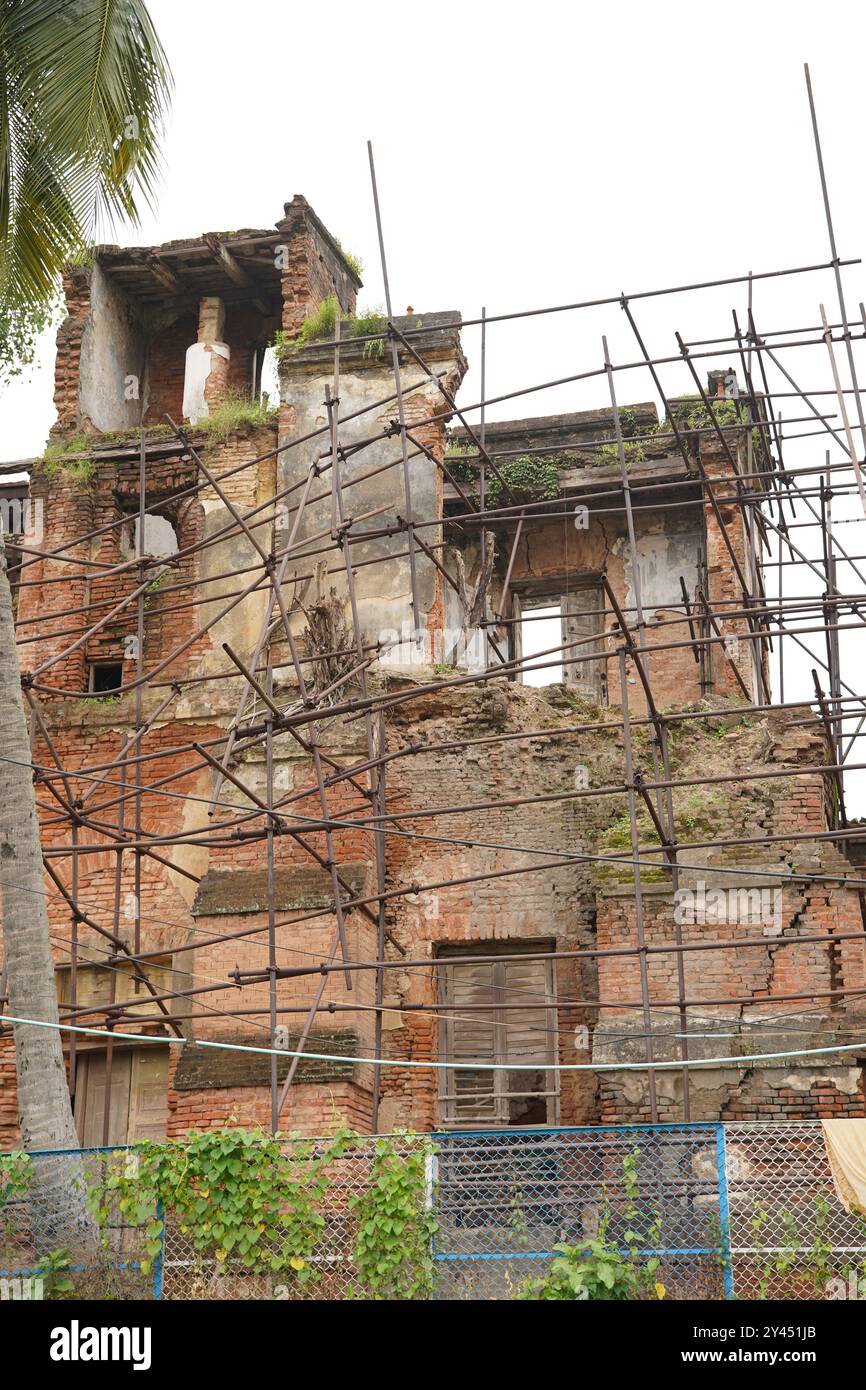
[{"left": 195, "top": 394, "right": 278, "bottom": 442}]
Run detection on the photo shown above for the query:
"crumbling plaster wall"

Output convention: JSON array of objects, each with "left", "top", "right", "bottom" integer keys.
[
  {"left": 277, "top": 315, "right": 466, "bottom": 656},
  {"left": 77, "top": 263, "right": 148, "bottom": 433}
]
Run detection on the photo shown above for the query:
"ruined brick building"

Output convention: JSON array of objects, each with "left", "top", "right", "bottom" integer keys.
[{"left": 1, "top": 195, "right": 864, "bottom": 1150}]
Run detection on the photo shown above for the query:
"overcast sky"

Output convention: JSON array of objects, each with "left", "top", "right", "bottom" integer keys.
[
  {"left": 5, "top": 0, "right": 866, "bottom": 458},
  {"left": 3, "top": 0, "right": 865, "bottom": 800}
]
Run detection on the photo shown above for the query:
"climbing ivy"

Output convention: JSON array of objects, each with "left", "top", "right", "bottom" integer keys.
[
  {"left": 446, "top": 449, "right": 562, "bottom": 507},
  {"left": 90, "top": 1127, "right": 351, "bottom": 1287},
  {"left": 348, "top": 1132, "right": 438, "bottom": 1299},
  {"left": 86, "top": 1126, "right": 438, "bottom": 1298}
]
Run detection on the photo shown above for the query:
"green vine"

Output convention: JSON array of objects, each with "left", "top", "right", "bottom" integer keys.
[
  {"left": 446, "top": 448, "right": 562, "bottom": 506},
  {"left": 91, "top": 1128, "right": 349, "bottom": 1287},
  {"left": 348, "top": 1131, "right": 438, "bottom": 1299},
  {"left": 84, "top": 1126, "right": 438, "bottom": 1298}
]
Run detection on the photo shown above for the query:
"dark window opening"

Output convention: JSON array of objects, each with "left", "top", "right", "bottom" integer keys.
[{"left": 90, "top": 662, "right": 124, "bottom": 693}]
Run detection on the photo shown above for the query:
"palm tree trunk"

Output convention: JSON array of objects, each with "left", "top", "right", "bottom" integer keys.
[
  {"left": 0, "top": 533, "right": 95, "bottom": 1268},
  {"left": 0, "top": 534, "right": 78, "bottom": 1152}
]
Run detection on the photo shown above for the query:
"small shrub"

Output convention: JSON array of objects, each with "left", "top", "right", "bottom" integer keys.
[
  {"left": 196, "top": 393, "right": 278, "bottom": 442},
  {"left": 517, "top": 1235, "right": 642, "bottom": 1300},
  {"left": 41, "top": 436, "right": 98, "bottom": 481},
  {"left": 287, "top": 299, "right": 387, "bottom": 358}
]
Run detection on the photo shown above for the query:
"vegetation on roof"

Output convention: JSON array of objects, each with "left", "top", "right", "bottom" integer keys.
[
  {"left": 195, "top": 393, "right": 278, "bottom": 441},
  {"left": 596, "top": 399, "right": 761, "bottom": 467},
  {"left": 445, "top": 441, "right": 564, "bottom": 506},
  {"left": 41, "top": 435, "right": 97, "bottom": 481},
  {"left": 274, "top": 298, "right": 387, "bottom": 360},
  {"left": 333, "top": 238, "right": 364, "bottom": 279}
]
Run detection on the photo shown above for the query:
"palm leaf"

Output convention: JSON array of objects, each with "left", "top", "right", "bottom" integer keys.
[{"left": 0, "top": 0, "right": 172, "bottom": 314}]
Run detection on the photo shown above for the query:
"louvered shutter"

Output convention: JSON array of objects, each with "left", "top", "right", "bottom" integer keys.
[
  {"left": 75, "top": 1052, "right": 132, "bottom": 1147},
  {"left": 500, "top": 956, "right": 556, "bottom": 1124},
  {"left": 439, "top": 949, "right": 558, "bottom": 1126},
  {"left": 441, "top": 960, "right": 497, "bottom": 1123}
]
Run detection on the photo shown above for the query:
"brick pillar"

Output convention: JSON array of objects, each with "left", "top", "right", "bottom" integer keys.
[{"left": 182, "top": 297, "right": 231, "bottom": 424}]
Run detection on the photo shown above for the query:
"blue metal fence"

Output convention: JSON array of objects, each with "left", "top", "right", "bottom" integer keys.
[{"left": 433, "top": 1123, "right": 729, "bottom": 1299}]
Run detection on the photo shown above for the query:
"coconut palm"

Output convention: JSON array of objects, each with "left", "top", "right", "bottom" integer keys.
[{"left": 0, "top": 0, "right": 172, "bottom": 380}]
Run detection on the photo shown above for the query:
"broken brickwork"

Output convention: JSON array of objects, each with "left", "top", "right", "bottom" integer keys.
[{"left": 1, "top": 196, "right": 864, "bottom": 1151}]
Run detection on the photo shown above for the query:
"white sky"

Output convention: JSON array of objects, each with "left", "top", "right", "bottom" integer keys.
[{"left": 2, "top": 0, "right": 865, "bottom": 802}]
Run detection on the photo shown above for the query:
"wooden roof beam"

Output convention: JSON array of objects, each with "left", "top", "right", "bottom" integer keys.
[
  {"left": 145, "top": 252, "right": 184, "bottom": 294},
  {"left": 204, "top": 235, "right": 272, "bottom": 316}
]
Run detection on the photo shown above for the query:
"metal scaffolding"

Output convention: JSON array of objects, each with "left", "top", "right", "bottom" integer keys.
[{"left": 2, "top": 63, "right": 866, "bottom": 1134}]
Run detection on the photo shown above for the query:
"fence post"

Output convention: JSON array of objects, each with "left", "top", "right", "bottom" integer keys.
[
  {"left": 152, "top": 1200, "right": 165, "bottom": 1301},
  {"left": 715, "top": 1124, "right": 734, "bottom": 1300},
  {"left": 425, "top": 1141, "right": 439, "bottom": 1301}
]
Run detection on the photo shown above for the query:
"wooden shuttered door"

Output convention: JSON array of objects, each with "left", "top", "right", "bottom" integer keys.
[
  {"left": 74, "top": 1048, "right": 169, "bottom": 1147},
  {"left": 561, "top": 585, "right": 605, "bottom": 701},
  {"left": 439, "top": 948, "right": 558, "bottom": 1127}
]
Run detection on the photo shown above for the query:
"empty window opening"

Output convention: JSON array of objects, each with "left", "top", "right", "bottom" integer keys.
[
  {"left": 520, "top": 603, "right": 563, "bottom": 686},
  {"left": 258, "top": 344, "right": 279, "bottom": 407},
  {"left": 438, "top": 944, "right": 558, "bottom": 1127},
  {"left": 120, "top": 513, "right": 179, "bottom": 563},
  {"left": 89, "top": 662, "right": 124, "bottom": 693},
  {"left": 514, "top": 584, "right": 606, "bottom": 701}
]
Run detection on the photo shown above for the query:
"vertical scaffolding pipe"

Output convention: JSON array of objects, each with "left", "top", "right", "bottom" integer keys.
[
  {"left": 479, "top": 306, "right": 490, "bottom": 668},
  {"left": 367, "top": 140, "right": 422, "bottom": 633},
  {"left": 820, "top": 451, "right": 843, "bottom": 784},
  {"left": 266, "top": 652, "right": 278, "bottom": 1133},
  {"left": 804, "top": 65, "right": 866, "bottom": 483},
  {"left": 370, "top": 710, "right": 388, "bottom": 1134},
  {"left": 133, "top": 430, "right": 146, "bottom": 972},
  {"left": 618, "top": 649, "right": 659, "bottom": 1123}
]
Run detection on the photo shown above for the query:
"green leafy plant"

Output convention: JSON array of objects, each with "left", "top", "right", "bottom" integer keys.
[
  {"left": 517, "top": 1232, "right": 642, "bottom": 1300},
  {"left": 285, "top": 299, "right": 387, "bottom": 359},
  {"left": 0, "top": 1150, "right": 31, "bottom": 1243},
  {"left": 517, "top": 1147, "right": 668, "bottom": 1301},
  {"left": 293, "top": 295, "right": 340, "bottom": 348},
  {"left": 446, "top": 448, "right": 561, "bottom": 506},
  {"left": 352, "top": 305, "right": 387, "bottom": 359},
  {"left": 750, "top": 1196, "right": 837, "bottom": 1299},
  {"left": 90, "top": 1128, "right": 349, "bottom": 1288},
  {"left": 348, "top": 1132, "right": 438, "bottom": 1300},
  {"left": 85, "top": 1127, "right": 439, "bottom": 1299},
  {"left": 33, "top": 1247, "right": 76, "bottom": 1300},
  {"left": 596, "top": 398, "right": 761, "bottom": 467},
  {"left": 333, "top": 239, "right": 364, "bottom": 279}
]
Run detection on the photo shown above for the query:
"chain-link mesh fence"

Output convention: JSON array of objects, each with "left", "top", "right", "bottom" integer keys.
[
  {"left": 434, "top": 1125, "right": 728, "bottom": 1299},
  {"left": 2, "top": 1122, "right": 865, "bottom": 1300},
  {"left": 0, "top": 1147, "right": 154, "bottom": 1299},
  {"left": 726, "top": 1122, "right": 866, "bottom": 1300}
]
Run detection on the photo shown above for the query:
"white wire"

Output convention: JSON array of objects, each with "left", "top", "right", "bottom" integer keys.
[{"left": 3, "top": 1011, "right": 866, "bottom": 1073}]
